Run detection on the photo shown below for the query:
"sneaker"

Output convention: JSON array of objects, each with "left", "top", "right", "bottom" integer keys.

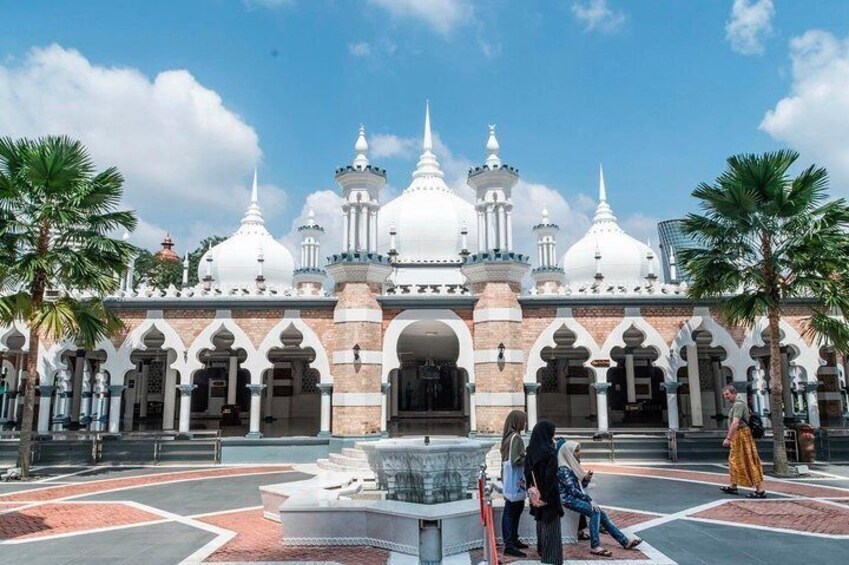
[
  {"left": 504, "top": 547, "right": 527, "bottom": 558},
  {"left": 516, "top": 540, "right": 529, "bottom": 549}
]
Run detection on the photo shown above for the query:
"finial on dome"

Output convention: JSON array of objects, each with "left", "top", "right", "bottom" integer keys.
[
  {"left": 413, "top": 100, "right": 443, "bottom": 179},
  {"left": 241, "top": 170, "right": 265, "bottom": 227},
  {"left": 592, "top": 164, "right": 617, "bottom": 224},
  {"left": 353, "top": 125, "right": 369, "bottom": 169},
  {"left": 307, "top": 208, "right": 316, "bottom": 226},
  {"left": 542, "top": 205, "right": 550, "bottom": 224},
  {"left": 485, "top": 124, "right": 501, "bottom": 168},
  {"left": 122, "top": 230, "right": 130, "bottom": 242}
]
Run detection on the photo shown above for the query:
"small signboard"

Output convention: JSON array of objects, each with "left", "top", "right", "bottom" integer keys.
[{"left": 590, "top": 359, "right": 611, "bottom": 368}]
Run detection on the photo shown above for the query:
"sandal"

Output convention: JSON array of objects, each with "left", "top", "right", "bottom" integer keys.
[
  {"left": 625, "top": 538, "right": 643, "bottom": 550},
  {"left": 747, "top": 490, "right": 767, "bottom": 499},
  {"left": 720, "top": 486, "right": 739, "bottom": 495},
  {"left": 578, "top": 530, "right": 591, "bottom": 541},
  {"left": 590, "top": 547, "right": 613, "bottom": 557}
]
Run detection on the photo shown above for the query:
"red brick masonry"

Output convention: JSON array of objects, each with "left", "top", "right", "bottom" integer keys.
[{"left": 0, "top": 502, "right": 161, "bottom": 540}]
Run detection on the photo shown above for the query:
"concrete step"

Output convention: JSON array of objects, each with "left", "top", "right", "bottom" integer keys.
[
  {"left": 328, "top": 452, "right": 371, "bottom": 469},
  {"left": 341, "top": 447, "right": 367, "bottom": 460},
  {"left": 316, "top": 458, "right": 375, "bottom": 479}
]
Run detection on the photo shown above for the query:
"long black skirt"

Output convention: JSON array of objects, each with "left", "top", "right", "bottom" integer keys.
[{"left": 536, "top": 517, "right": 563, "bottom": 565}]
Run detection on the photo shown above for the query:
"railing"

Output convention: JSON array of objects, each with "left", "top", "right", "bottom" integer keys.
[{"left": 478, "top": 463, "right": 499, "bottom": 565}]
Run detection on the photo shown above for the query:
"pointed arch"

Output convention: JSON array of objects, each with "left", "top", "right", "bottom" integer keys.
[
  {"left": 256, "top": 316, "right": 331, "bottom": 384},
  {"left": 185, "top": 315, "right": 258, "bottom": 376},
  {"left": 669, "top": 309, "right": 742, "bottom": 377},
  {"left": 525, "top": 309, "right": 600, "bottom": 383},
  {"left": 112, "top": 317, "right": 187, "bottom": 385},
  {"left": 740, "top": 318, "right": 820, "bottom": 383},
  {"left": 599, "top": 315, "right": 673, "bottom": 380}
]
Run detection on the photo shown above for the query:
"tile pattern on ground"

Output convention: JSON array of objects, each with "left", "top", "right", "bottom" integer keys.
[
  {"left": 199, "top": 509, "right": 391, "bottom": 564},
  {"left": 0, "top": 466, "right": 291, "bottom": 502},
  {"left": 0, "top": 502, "right": 161, "bottom": 540},
  {"left": 690, "top": 499, "right": 849, "bottom": 535}
]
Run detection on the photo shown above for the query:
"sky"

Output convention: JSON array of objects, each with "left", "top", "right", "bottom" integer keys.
[{"left": 1, "top": 0, "right": 848, "bottom": 260}]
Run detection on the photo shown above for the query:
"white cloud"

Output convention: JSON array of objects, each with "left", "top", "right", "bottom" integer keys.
[
  {"left": 761, "top": 30, "right": 849, "bottom": 192},
  {"left": 369, "top": 133, "right": 420, "bottom": 159},
  {"left": 348, "top": 42, "right": 372, "bottom": 57},
  {"left": 0, "top": 45, "right": 283, "bottom": 252},
  {"left": 368, "top": 0, "right": 474, "bottom": 35},
  {"left": 571, "top": 0, "right": 625, "bottom": 34},
  {"left": 725, "top": 0, "right": 774, "bottom": 55}
]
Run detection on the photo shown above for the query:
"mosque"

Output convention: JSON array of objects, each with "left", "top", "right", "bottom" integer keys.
[{"left": 1, "top": 105, "right": 846, "bottom": 446}]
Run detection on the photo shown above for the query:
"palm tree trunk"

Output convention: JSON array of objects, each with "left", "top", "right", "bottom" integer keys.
[
  {"left": 767, "top": 308, "right": 790, "bottom": 476},
  {"left": 16, "top": 329, "right": 40, "bottom": 479}
]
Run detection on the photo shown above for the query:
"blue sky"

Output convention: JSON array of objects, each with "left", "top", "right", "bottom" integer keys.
[{"left": 1, "top": 0, "right": 848, "bottom": 257}]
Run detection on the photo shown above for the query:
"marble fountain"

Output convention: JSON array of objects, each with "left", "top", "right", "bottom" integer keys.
[{"left": 259, "top": 436, "right": 578, "bottom": 562}]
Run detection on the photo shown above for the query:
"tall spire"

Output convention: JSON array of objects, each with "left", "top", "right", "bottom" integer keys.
[
  {"left": 413, "top": 100, "right": 443, "bottom": 179},
  {"left": 353, "top": 125, "right": 369, "bottom": 169},
  {"left": 485, "top": 124, "right": 501, "bottom": 168},
  {"left": 241, "top": 168, "right": 264, "bottom": 227},
  {"left": 592, "top": 163, "right": 617, "bottom": 225}
]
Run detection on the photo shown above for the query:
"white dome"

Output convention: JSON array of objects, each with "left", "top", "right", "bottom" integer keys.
[
  {"left": 198, "top": 173, "right": 295, "bottom": 288},
  {"left": 377, "top": 103, "right": 477, "bottom": 263},
  {"left": 561, "top": 168, "right": 659, "bottom": 287}
]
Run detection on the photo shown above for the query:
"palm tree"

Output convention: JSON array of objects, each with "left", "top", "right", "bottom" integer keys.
[
  {"left": 0, "top": 136, "right": 137, "bottom": 478},
  {"left": 680, "top": 150, "right": 849, "bottom": 476}
]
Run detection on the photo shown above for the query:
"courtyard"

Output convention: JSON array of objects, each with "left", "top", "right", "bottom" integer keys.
[{"left": 0, "top": 460, "right": 847, "bottom": 564}]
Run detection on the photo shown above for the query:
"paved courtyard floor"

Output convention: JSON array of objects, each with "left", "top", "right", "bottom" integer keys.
[{"left": 0, "top": 461, "right": 847, "bottom": 564}]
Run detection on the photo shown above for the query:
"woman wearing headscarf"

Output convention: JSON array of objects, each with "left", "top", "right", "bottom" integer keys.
[
  {"left": 555, "top": 438, "right": 593, "bottom": 541},
  {"left": 556, "top": 440, "right": 642, "bottom": 557},
  {"left": 500, "top": 410, "right": 528, "bottom": 557},
  {"left": 523, "top": 420, "right": 564, "bottom": 565}
]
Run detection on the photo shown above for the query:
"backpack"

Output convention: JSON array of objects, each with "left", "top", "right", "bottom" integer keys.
[{"left": 742, "top": 413, "right": 765, "bottom": 439}]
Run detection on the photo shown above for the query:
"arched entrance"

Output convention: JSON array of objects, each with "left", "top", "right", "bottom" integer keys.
[
  {"left": 389, "top": 320, "right": 468, "bottom": 436},
  {"left": 191, "top": 329, "right": 251, "bottom": 436},
  {"left": 675, "top": 329, "right": 732, "bottom": 430},
  {"left": 607, "top": 326, "right": 665, "bottom": 427},
  {"left": 536, "top": 325, "right": 593, "bottom": 428},
  {"left": 125, "top": 329, "right": 180, "bottom": 432}
]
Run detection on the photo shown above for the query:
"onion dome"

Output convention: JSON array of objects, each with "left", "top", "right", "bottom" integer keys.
[
  {"left": 377, "top": 102, "right": 477, "bottom": 264},
  {"left": 154, "top": 233, "right": 180, "bottom": 263},
  {"left": 560, "top": 165, "right": 660, "bottom": 287},
  {"left": 198, "top": 170, "right": 295, "bottom": 288}
]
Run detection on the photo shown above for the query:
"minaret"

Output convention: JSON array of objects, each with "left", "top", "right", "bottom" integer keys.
[
  {"left": 531, "top": 206, "right": 565, "bottom": 294},
  {"left": 467, "top": 125, "right": 520, "bottom": 254},
  {"left": 461, "top": 122, "right": 529, "bottom": 436},
  {"left": 335, "top": 125, "right": 386, "bottom": 254},
  {"left": 293, "top": 209, "right": 327, "bottom": 296},
  {"left": 325, "top": 122, "right": 392, "bottom": 438}
]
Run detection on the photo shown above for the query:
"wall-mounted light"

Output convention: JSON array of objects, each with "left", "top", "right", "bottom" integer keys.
[
  {"left": 497, "top": 342, "right": 506, "bottom": 361},
  {"left": 353, "top": 344, "right": 361, "bottom": 362}
]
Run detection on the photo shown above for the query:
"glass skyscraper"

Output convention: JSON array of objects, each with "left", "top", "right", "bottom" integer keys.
[{"left": 657, "top": 219, "right": 700, "bottom": 283}]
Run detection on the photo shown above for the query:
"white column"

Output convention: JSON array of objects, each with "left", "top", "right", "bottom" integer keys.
[
  {"left": 380, "top": 382, "right": 390, "bottom": 437},
  {"left": 177, "top": 384, "right": 195, "bottom": 433},
  {"left": 37, "top": 385, "right": 53, "bottom": 433},
  {"left": 781, "top": 351, "right": 794, "bottom": 419},
  {"left": 139, "top": 363, "right": 149, "bottom": 419},
  {"left": 506, "top": 208, "right": 513, "bottom": 252},
  {"left": 592, "top": 382, "right": 611, "bottom": 432},
  {"left": 342, "top": 205, "right": 350, "bottom": 251},
  {"left": 227, "top": 356, "right": 238, "bottom": 405},
  {"left": 712, "top": 359, "right": 725, "bottom": 418},
  {"left": 524, "top": 383, "right": 540, "bottom": 430},
  {"left": 466, "top": 383, "right": 477, "bottom": 436},
  {"left": 537, "top": 242, "right": 544, "bottom": 267},
  {"left": 246, "top": 384, "right": 265, "bottom": 438},
  {"left": 477, "top": 209, "right": 485, "bottom": 252},
  {"left": 662, "top": 381, "right": 681, "bottom": 430},
  {"left": 625, "top": 350, "right": 637, "bottom": 404},
  {"left": 300, "top": 240, "right": 307, "bottom": 268},
  {"left": 71, "top": 355, "right": 84, "bottom": 423},
  {"left": 80, "top": 362, "right": 93, "bottom": 425},
  {"left": 317, "top": 383, "right": 332, "bottom": 437},
  {"left": 496, "top": 205, "right": 506, "bottom": 251},
  {"left": 805, "top": 381, "right": 821, "bottom": 427},
  {"left": 359, "top": 204, "right": 368, "bottom": 252},
  {"left": 162, "top": 369, "right": 177, "bottom": 431},
  {"left": 686, "top": 345, "right": 704, "bottom": 427},
  {"left": 263, "top": 371, "right": 274, "bottom": 420},
  {"left": 108, "top": 386, "right": 125, "bottom": 433},
  {"left": 347, "top": 205, "right": 356, "bottom": 252},
  {"left": 486, "top": 205, "right": 496, "bottom": 252},
  {"left": 370, "top": 209, "right": 378, "bottom": 252}
]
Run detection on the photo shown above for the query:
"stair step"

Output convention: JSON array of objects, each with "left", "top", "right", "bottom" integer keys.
[
  {"left": 328, "top": 453, "right": 371, "bottom": 469},
  {"left": 341, "top": 447, "right": 367, "bottom": 460}
]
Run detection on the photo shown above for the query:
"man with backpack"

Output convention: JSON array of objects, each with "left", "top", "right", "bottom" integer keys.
[{"left": 720, "top": 384, "right": 767, "bottom": 498}]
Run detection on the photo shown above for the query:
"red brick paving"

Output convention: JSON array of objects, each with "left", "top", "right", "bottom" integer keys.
[
  {"left": 691, "top": 499, "right": 849, "bottom": 535},
  {"left": 0, "top": 466, "right": 291, "bottom": 502},
  {"left": 588, "top": 464, "right": 849, "bottom": 499},
  {"left": 0, "top": 502, "right": 161, "bottom": 540},
  {"left": 200, "top": 509, "right": 390, "bottom": 564}
]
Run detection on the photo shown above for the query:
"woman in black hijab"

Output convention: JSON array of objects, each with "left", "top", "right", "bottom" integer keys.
[{"left": 524, "top": 420, "right": 564, "bottom": 564}]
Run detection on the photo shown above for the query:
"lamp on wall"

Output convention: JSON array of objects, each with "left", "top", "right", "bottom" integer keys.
[
  {"left": 497, "top": 342, "right": 506, "bottom": 361},
  {"left": 353, "top": 344, "right": 361, "bottom": 362}
]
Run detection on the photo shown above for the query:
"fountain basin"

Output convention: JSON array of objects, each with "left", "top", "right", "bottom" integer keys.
[{"left": 358, "top": 437, "right": 493, "bottom": 504}]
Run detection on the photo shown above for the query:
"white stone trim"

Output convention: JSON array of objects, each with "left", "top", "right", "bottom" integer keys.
[
  {"left": 333, "top": 350, "right": 383, "bottom": 365},
  {"left": 332, "top": 392, "right": 382, "bottom": 406},
  {"left": 334, "top": 309, "right": 382, "bottom": 324},
  {"left": 283, "top": 309, "right": 300, "bottom": 319},
  {"left": 473, "top": 308, "right": 522, "bottom": 323},
  {"left": 474, "top": 349, "right": 524, "bottom": 363},
  {"left": 475, "top": 392, "right": 526, "bottom": 406}
]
